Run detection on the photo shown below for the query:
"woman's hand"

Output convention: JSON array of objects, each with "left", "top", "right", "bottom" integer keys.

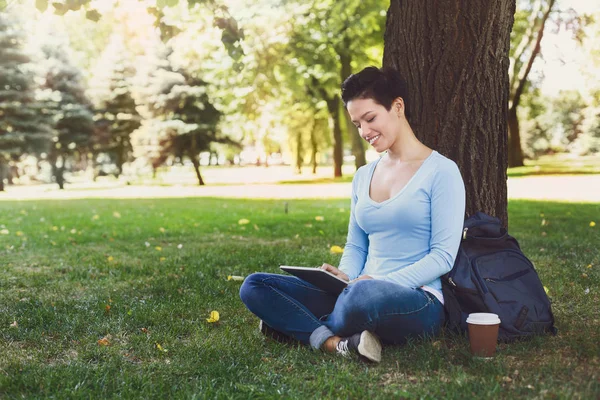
[
  {"left": 320, "top": 263, "right": 349, "bottom": 282},
  {"left": 351, "top": 275, "right": 373, "bottom": 283}
]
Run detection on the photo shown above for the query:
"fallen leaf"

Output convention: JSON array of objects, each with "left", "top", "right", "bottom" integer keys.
[
  {"left": 16, "top": 231, "right": 23, "bottom": 236},
  {"left": 177, "top": 244, "right": 183, "bottom": 249},
  {"left": 590, "top": 221, "right": 596, "bottom": 227},
  {"left": 238, "top": 218, "right": 250, "bottom": 225},
  {"left": 160, "top": 257, "right": 166, "bottom": 262},
  {"left": 155, "top": 343, "right": 168, "bottom": 353},
  {"left": 543, "top": 286, "right": 549, "bottom": 294},
  {"left": 227, "top": 275, "right": 244, "bottom": 281},
  {"left": 10, "top": 321, "right": 18, "bottom": 328},
  {"left": 70, "top": 229, "right": 77, "bottom": 234},
  {"left": 107, "top": 256, "right": 114, "bottom": 262},
  {"left": 141, "top": 328, "right": 149, "bottom": 333},
  {"left": 206, "top": 311, "right": 220, "bottom": 323},
  {"left": 97, "top": 337, "right": 110, "bottom": 346},
  {"left": 330, "top": 245, "right": 344, "bottom": 254},
  {"left": 315, "top": 216, "right": 324, "bottom": 221},
  {"left": 159, "top": 227, "right": 165, "bottom": 233},
  {"left": 0, "top": 229, "right": 8, "bottom": 235},
  {"left": 92, "top": 215, "right": 100, "bottom": 220},
  {"left": 155, "top": 246, "right": 162, "bottom": 251},
  {"left": 113, "top": 212, "right": 121, "bottom": 218},
  {"left": 145, "top": 242, "right": 150, "bottom": 247}
]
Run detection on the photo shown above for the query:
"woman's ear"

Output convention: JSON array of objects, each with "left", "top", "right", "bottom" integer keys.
[{"left": 394, "top": 98, "right": 404, "bottom": 117}]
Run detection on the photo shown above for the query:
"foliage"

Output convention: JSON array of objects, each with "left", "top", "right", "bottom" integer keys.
[
  {"left": 134, "top": 44, "right": 235, "bottom": 184},
  {"left": 0, "top": 197, "right": 598, "bottom": 398},
  {"left": 0, "top": 11, "right": 53, "bottom": 189},
  {"left": 36, "top": 28, "right": 95, "bottom": 188},
  {"left": 89, "top": 34, "right": 141, "bottom": 177}
]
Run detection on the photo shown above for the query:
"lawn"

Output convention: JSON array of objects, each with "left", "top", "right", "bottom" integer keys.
[{"left": 0, "top": 198, "right": 598, "bottom": 399}]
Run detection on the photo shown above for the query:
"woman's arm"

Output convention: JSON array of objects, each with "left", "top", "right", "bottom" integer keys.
[{"left": 337, "top": 170, "right": 369, "bottom": 281}]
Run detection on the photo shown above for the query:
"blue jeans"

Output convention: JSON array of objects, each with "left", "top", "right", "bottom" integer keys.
[{"left": 239, "top": 273, "right": 445, "bottom": 349}]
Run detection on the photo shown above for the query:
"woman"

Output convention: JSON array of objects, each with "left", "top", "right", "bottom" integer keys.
[{"left": 240, "top": 66, "right": 466, "bottom": 363}]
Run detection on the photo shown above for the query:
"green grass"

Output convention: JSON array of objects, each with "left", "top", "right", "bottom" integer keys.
[
  {"left": 507, "top": 154, "right": 600, "bottom": 177},
  {"left": 0, "top": 198, "right": 598, "bottom": 399}
]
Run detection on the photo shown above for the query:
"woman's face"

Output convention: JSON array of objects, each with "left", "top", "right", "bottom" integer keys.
[{"left": 346, "top": 97, "right": 402, "bottom": 152}]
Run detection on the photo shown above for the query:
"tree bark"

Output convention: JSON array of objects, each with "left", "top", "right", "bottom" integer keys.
[
  {"left": 310, "top": 120, "right": 318, "bottom": 174},
  {"left": 383, "top": 1, "right": 515, "bottom": 226},
  {"left": 0, "top": 158, "right": 5, "bottom": 192},
  {"left": 507, "top": 107, "right": 524, "bottom": 168},
  {"left": 325, "top": 95, "right": 343, "bottom": 178}
]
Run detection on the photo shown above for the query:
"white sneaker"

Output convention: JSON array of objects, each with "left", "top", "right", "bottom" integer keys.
[{"left": 335, "top": 330, "right": 382, "bottom": 363}]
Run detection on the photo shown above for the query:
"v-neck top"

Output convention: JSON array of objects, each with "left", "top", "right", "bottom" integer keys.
[{"left": 338, "top": 151, "right": 466, "bottom": 297}]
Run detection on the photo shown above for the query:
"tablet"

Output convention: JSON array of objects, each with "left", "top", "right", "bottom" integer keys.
[{"left": 280, "top": 266, "right": 348, "bottom": 295}]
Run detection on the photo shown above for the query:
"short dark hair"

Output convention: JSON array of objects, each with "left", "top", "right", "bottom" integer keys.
[{"left": 341, "top": 66, "right": 411, "bottom": 120}]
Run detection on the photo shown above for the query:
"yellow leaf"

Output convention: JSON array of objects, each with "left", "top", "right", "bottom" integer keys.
[
  {"left": 543, "top": 286, "right": 549, "bottom": 294},
  {"left": 107, "top": 256, "right": 114, "bottom": 262},
  {"left": 156, "top": 343, "right": 168, "bottom": 353},
  {"left": 0, "top": 229, "right": 8, "bottom": 235},
  {"left": 113, "top": 211, "right": 121, "bottom": 218},
  {"left": 330, "top": 245, "right": 344, "bottom": 254},
  {"left": 155, "top": 246, "right": 162, "bottom": 251},
  {"left": 590, "top": 221, "right": 596, "bottom": 227},
  {"left": 582, "top": 273, "right": 588, "bottom": 278},
  {"left": 16, "top": 231, "right": 23, "bottom": 236},
  {"left": 227, "top": 275, "right": 244, "bottom": 281},
  {"left": 70, "top": 229, "right": 77, "bottom": 234},
  {"left": 92, "top": 215, "right": 100, "bottom": 220},
  {"left": 587, "top": 264, "right": 593, "bottom": 269},
  {"left": 52, "top": 226, "right": 58, "bottom": 231},
  {"left": 160, "top": 257, "right": 166, "bottom": 262},
  {"left": 253, "top": 224, "right": 260, "bottom": 231},
  {"left": 97, "top": 337, "right": 110, "bottom": 346},
  {"left": 159, "top": 227, "right": 165, "bottom": 233},
  {"left": 20, "top": 210, "right": 27, "bottom": 215},
  {"left": 206, "top": 310, "right": 220, "bottom": 323},
  {"left": 238, "top": 218, "right": 250, "bottom": 225},
  {"left": 315, "top": 216, "right": 325, "bottom": 221}
]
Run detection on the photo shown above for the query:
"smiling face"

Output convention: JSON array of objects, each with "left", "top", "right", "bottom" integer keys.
[{"left": 347, "top": 97, "right": 404, "bottom": 152}]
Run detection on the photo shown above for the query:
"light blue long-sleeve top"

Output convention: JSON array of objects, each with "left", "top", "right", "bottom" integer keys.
[{"left": 338, "top": 150, "right": 466, "bottom": 296}]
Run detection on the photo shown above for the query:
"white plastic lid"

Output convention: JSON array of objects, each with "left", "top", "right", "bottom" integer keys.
[{"left": 466, "top": 313, "right": 501, "bottom": 325}]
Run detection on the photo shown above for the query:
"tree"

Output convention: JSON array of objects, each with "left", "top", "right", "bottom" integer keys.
[
  {"left": 286, "top": 0, "right": 387, "bottom": 177},
  {"left": 0, "top": 12, "right": 53, "bottom": 191},
  {"left": 136, "top": 46, "right": 234, "bottom": 185},
  {"left": 89, "top": 35, "right": 141, "bottom": 178},
  {"left": 384, "top": 1, "right": 516, "bottom": 226},
  {"left": 37, "top": 33, "right": 95, "bottom": 189}
]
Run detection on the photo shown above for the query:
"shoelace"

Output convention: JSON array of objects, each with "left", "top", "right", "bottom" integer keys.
[{"left": 336, "top": 339, "right": 350, "bottom": 355}]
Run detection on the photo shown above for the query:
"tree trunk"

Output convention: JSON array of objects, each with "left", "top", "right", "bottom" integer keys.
[
  {"left": 0, "top": 158, "right": 5, "bottom": 192},
  {"left": 508, "top": 106, "right": 524, "bottom": 167},
  {"left": 310, "top": 120, "right": 318, "bottom": 174},
  {"left": 189, "top": 137, "right": 205, "bottom": 186},
  {"left": 384, "top": 1, "right": 515, "bottom": 226},
  {"left": 325, "top": 95, "right": 343, "bottom": 178},
  {"left": 508, "top": 0, "right": 555, "bottom": 167},
  {"left": 339, "top": 43, "right": 366, "bottom": 170},
  {"left": 295, "top": 130, "right": 303, "bottom": 174}
]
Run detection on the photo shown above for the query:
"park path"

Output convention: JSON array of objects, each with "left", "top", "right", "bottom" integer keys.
[{"left": 0, "top": 171, "right": 599, "bottom": 202}]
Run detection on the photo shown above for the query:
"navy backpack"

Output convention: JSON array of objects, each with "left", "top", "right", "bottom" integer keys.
[{"left": 441, "top": 212, "right": 558, "bottom": 341}]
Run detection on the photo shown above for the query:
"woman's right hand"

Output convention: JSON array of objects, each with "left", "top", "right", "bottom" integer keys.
[{"left": 320, "top": 263, "right": 349, "bottom": 282}]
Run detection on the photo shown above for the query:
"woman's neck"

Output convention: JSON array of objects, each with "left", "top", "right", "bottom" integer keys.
[{"left": 386, "top": 122, "right": 430, "bottom": 163}]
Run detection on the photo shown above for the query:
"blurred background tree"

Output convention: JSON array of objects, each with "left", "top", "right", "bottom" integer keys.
[{"left": 0, "top": 0, "right": 597, "bottom": 190}]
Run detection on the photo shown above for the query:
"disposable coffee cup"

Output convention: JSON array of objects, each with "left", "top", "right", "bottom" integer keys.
[{"left": 466, "top": 313, "right": 501, "bottom": 358}]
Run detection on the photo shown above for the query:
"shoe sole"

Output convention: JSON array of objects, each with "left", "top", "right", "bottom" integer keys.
[{"left": 357, "top": 331, "right": 382, "bottom": 363}]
